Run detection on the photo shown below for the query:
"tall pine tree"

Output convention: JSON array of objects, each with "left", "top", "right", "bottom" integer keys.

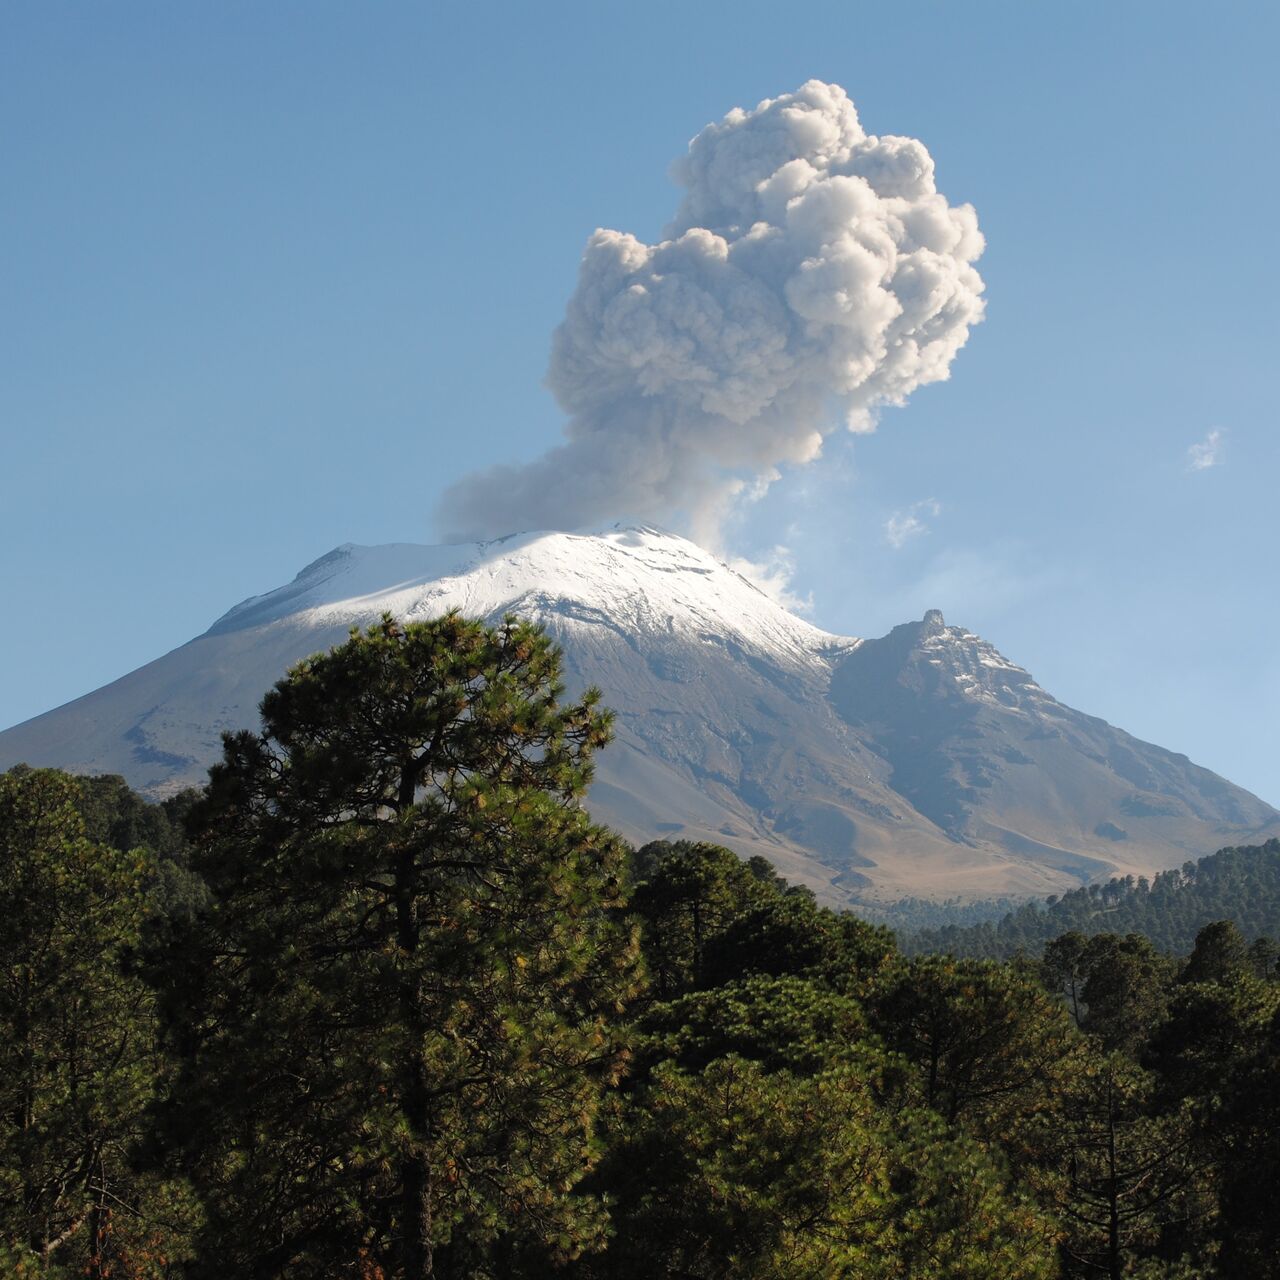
[{"left": 159, "top": 614, "right": 642, "bottom": 1279}]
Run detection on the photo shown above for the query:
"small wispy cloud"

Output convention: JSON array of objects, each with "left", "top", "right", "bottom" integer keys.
[
  {"left": 885, "top": 499, "right": 941, "bottom": 549},
  {"left": 1187, "top": 428, "right": 1225, "bottom": 472},
  {"left": 727, "top": 545, "right": 814, "bottom": 614},
  {"left": 875, "top": 543, "right": 1049, "bottom": 625}
]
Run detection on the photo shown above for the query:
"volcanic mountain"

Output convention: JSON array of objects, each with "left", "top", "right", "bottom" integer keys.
[{"left": 2, "top": 526, "right": 1275, "bottom": 904}]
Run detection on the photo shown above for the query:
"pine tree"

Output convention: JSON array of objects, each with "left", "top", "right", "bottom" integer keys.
[
  {"left": 1215, "top": 1005, "right": 1280, "bottom": 1277},
  {"left": 159, "top": 613, "right": 642, "bottom": 1279},
  {"left": 1180, "top": 920, "right": 1249, "bottom": 986},
  {"left": 0, "top": 767, "right": 197, "bottom": 1277},
  {"left": 1043, "top": 1054, "right": 1209, "bottom": 1280},
  {"left": 1079, "top": 934, "right": 1173, "bottom": 1055},
  {"left": 867, "top": 954, "right": 1081, "bottom": 1164},
  {"left": 574, "top": 1054, "right": 1057, "bottom": 1280},
  {"left": 627, "top": 840, "right": 773, "bottom": 997}
]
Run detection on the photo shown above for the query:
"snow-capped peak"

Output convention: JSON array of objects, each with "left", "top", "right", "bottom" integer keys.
[{"left": 207, "top": 525, "right": 851, "bottom": 669}]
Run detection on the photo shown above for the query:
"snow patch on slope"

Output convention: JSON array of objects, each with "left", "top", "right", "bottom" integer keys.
[{"left": 918, "top": 623, "right": 1056, "bottom": 712}]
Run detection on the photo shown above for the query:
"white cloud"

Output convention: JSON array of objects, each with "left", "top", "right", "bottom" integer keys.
[
  {"left": 884, "top": 498, "right": 941, "bottom": 549},
  {"left": 438, "top": 80, "right": 985, "bottom": 543},
  {"left": 1187, "top": 428, "right": 1225, "bottom": 472},
  {"left": 726, "top": 545, "right": 814, "bottom": 614}
]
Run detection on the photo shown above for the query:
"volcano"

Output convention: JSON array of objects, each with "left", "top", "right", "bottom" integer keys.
[{"left": 2, "top": 526, "right": 1275, "bottom": 904}]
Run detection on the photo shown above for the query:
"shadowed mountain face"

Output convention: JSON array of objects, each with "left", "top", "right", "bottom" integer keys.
[
  {"left": 826, "top": 612, "right": 1275, "bottom": 891},
  {"left": 1, "top": 528, "right": 1275, "bottom": 905}
]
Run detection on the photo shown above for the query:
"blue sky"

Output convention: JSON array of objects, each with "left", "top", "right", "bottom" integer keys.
[{"left": 3, "top": 2, "right": 1277, "bottom": 804}]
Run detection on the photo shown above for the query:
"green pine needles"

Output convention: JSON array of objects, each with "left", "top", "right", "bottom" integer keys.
[{"left": 162, "top": 613, "right": 642, "bottom": 1278}]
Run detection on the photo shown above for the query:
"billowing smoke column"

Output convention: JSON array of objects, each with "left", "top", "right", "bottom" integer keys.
[{"left": 438, "top": 80, "right": 985, "bottom": 545}]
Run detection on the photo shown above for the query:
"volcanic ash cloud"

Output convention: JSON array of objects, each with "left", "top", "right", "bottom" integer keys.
[{"left": 438, "top": 79, "right": 986, "bottom": 544}]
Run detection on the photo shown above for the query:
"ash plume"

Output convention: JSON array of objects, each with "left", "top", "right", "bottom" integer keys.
[{"left": 438, "top": 80, "right": 986, "bottom": 545}]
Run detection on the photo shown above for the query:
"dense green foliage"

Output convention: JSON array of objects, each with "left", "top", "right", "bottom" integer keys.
[
  {"left": 906, "top": 840, "right": 1280, "bottom": 959},
  {"left": 0, "top": 768, "right": 199, "bottom": 1278},
  {"left": 157, "top": 614, "right": 642, "bottom": 1278},
  {"left": 849, "top": 893, "right": 1021, "bottom": 934},
  {"left": 1, "top": 613, "right": 1277, "bottom": 1278}
]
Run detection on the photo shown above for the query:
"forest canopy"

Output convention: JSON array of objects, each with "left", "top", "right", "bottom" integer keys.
[
  {"left": 2, "top": 613, "right": 1277, "bottom": 1279},
  {"left": 902, "top": 841, "right": 1280, "bottom": 959}
]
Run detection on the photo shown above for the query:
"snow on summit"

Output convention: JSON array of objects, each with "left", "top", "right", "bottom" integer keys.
[{"left": 209, "top": 525, "right": 847, "bottom": 670}]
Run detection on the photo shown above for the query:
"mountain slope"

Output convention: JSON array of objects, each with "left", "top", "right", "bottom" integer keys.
[
  {"left": 828, "top": 611, "right": 1272, "bottom": 885},
  {"left": 2, "top": 526, "right": 1275, "bottom": 904},
  {"left": 902, "top": 839, "right": 1280, "bottom": 959}
]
